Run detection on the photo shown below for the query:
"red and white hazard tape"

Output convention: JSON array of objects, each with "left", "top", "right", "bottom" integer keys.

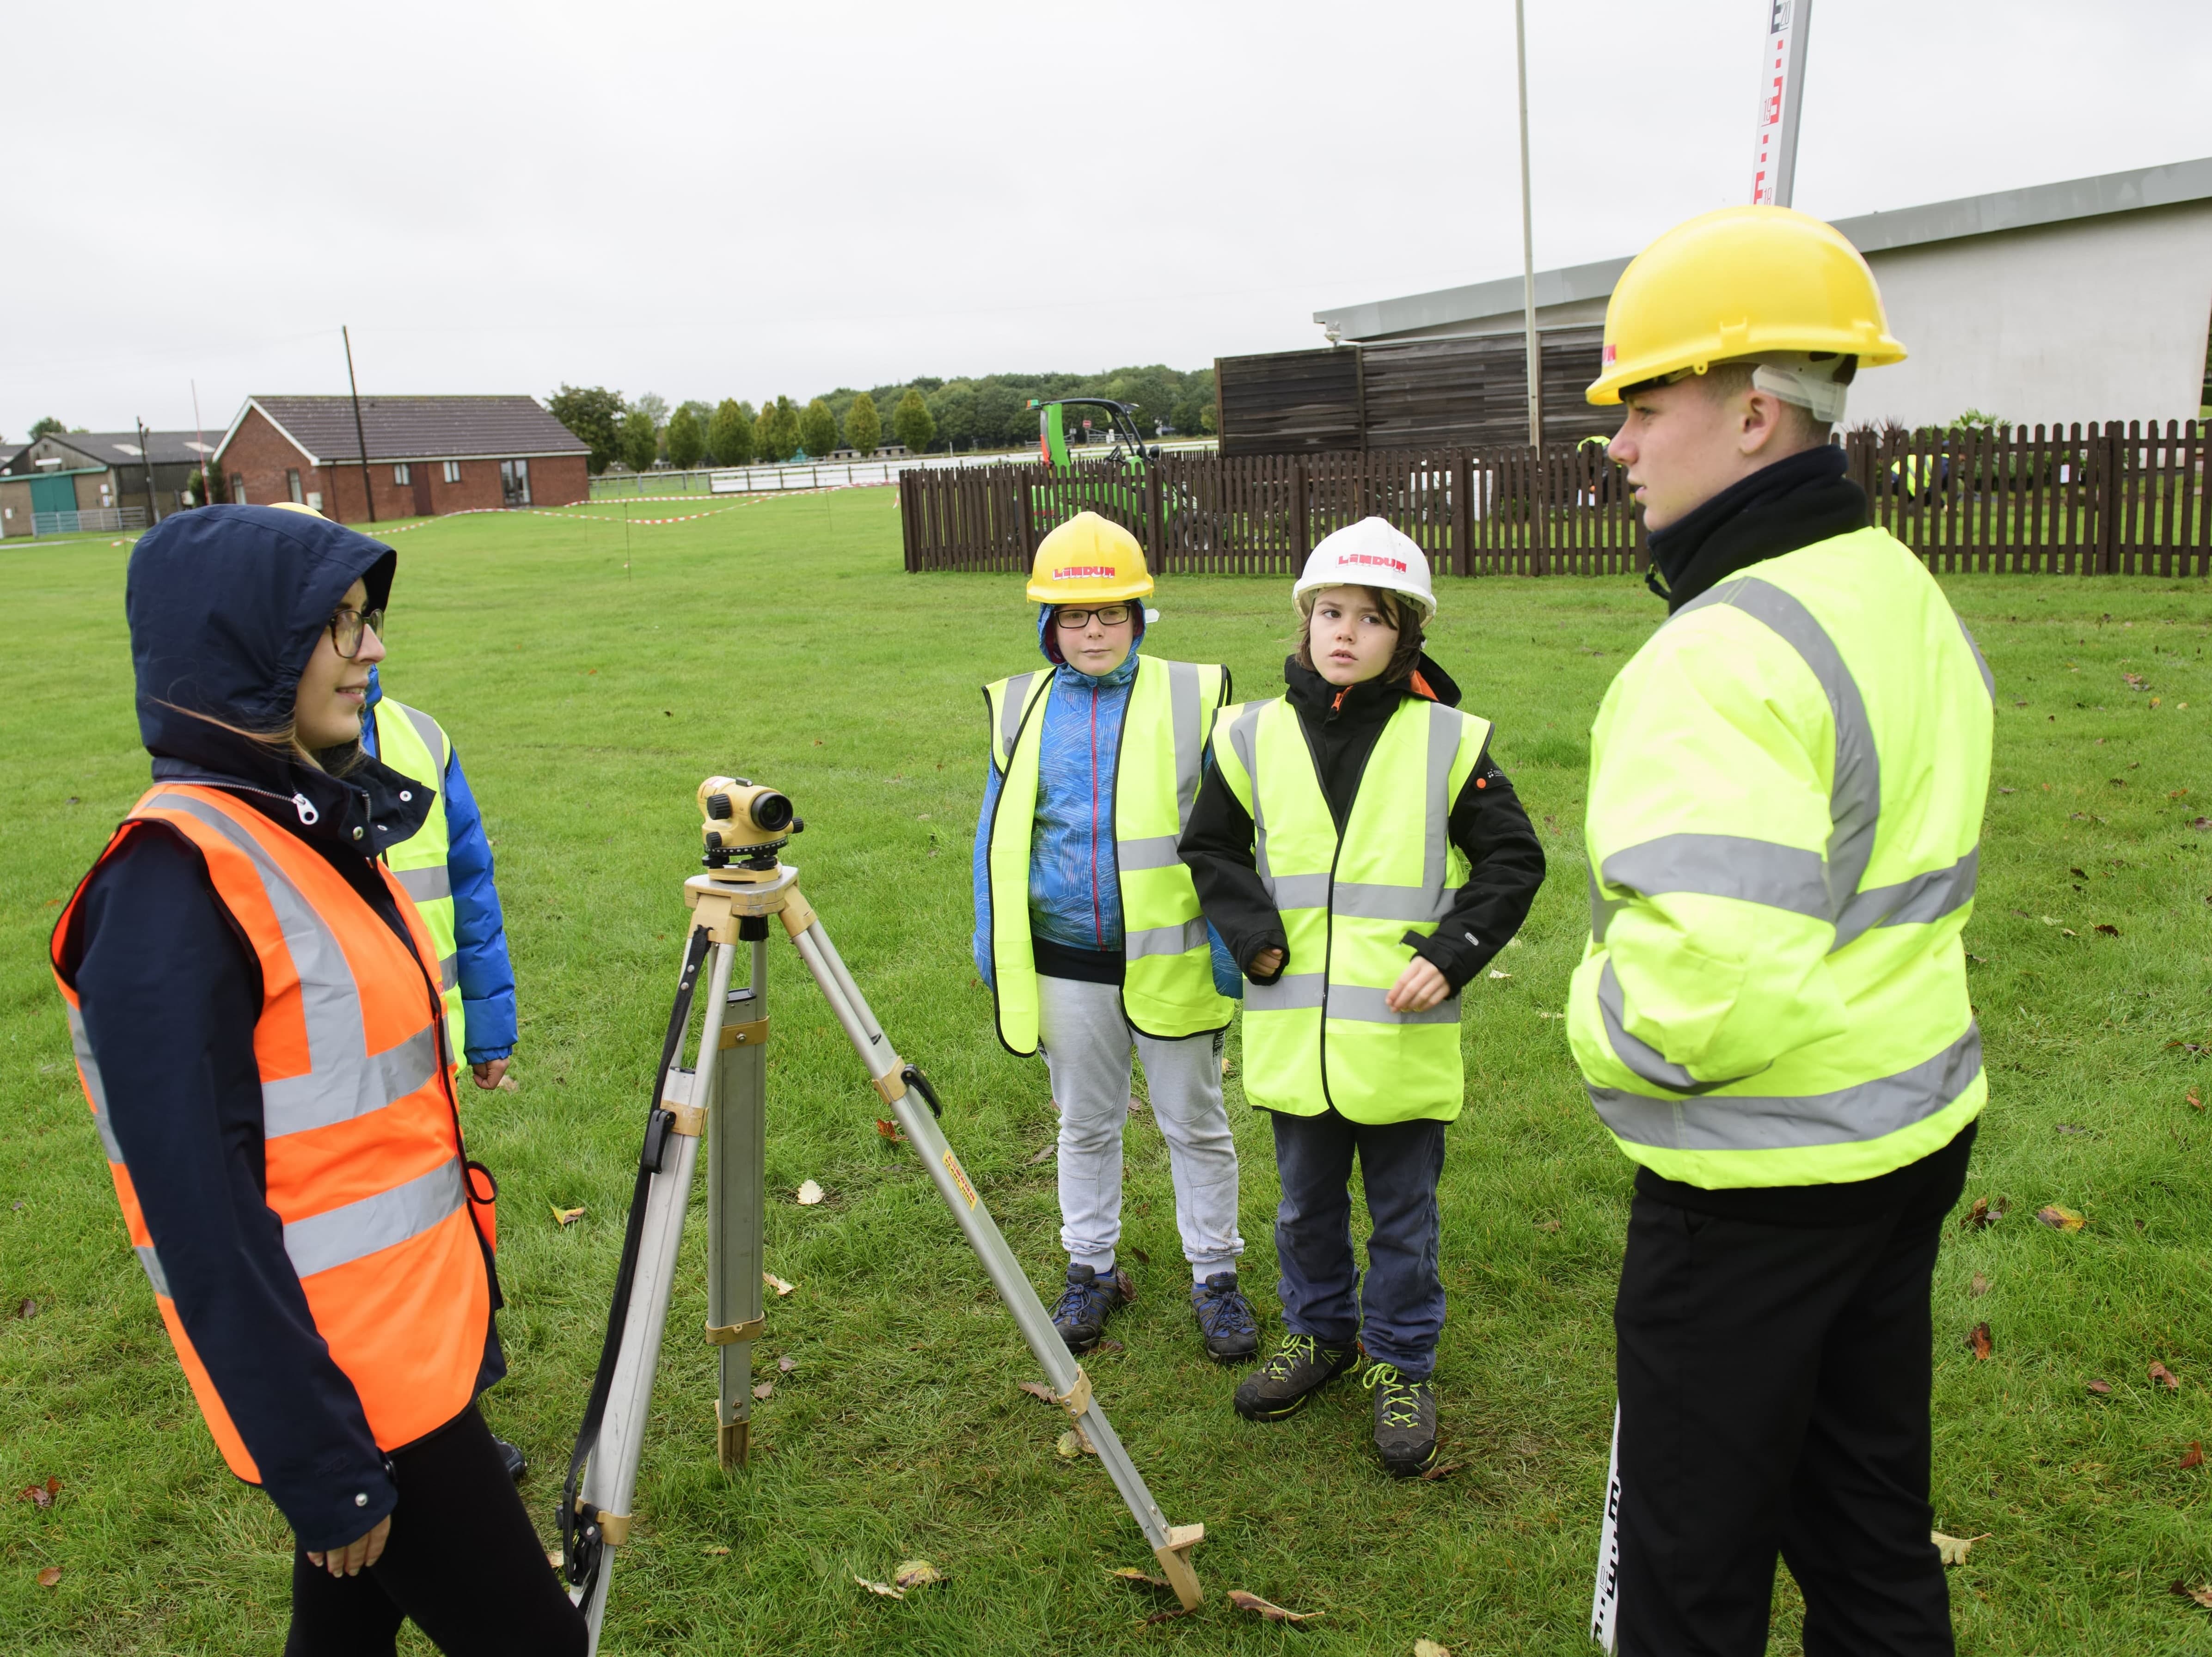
[{"left": 365, "top": 499, "right": 769, "bottom": 535}]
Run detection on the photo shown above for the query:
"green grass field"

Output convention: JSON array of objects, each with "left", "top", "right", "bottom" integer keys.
[{"left": 2, "top": 491, "right": 2208, "bottom": 1654}]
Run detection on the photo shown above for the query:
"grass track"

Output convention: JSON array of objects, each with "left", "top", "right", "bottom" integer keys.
[{"left": 1, "top": 489, "right": 2209, "bottom": 1653}]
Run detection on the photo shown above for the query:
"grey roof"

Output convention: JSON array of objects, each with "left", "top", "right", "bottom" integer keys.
[
  {"left": 221, "top": 395, "right": 588, "bottom": 465},
  {"left": 1317, "top": 155, "right": 2212, "bottom": 341},
  {"left": 14, "top": 429, "right": 223, "bottom": 470}
]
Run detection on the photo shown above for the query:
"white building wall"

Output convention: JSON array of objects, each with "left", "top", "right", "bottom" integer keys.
[{"left": 1848, "top": 202, "right": 2212, "bottom": 430}]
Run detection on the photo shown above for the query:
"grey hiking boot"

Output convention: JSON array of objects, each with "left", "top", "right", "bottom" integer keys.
[
  {"left": 1191, "top": 1272, "right": 1260, "bottom": 1362},
  {"left": 1051, "top": 1262, "right": 1133, "bottom": 1353},
  {"left": 1362, "top": 1360, "right": 1438, "bottom": 1477},
  {"left": 1233, "top": 1330, "right": 1358, "bottom": 1421}
]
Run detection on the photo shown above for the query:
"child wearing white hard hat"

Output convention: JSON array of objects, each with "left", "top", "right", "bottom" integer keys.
[{"left": 1179, "top": 516, "right": 1545, "bottom": 1475}]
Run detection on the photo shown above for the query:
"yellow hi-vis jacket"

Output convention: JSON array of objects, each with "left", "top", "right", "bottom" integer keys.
[
  {"left": 1210, "top": 694, "right": 1490, "bottom": 1124},
  {"left": 1568, "top": 526, "right": 1996, "bottom": 1188},
  {"left": 371, "top": 699, "right": 463, "bottom": 1062},
  {"left": 983, "top": 658, "right": 1232, "bottom": 1053}
]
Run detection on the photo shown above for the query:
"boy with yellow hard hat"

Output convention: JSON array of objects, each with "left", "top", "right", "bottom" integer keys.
[
  {"left": 1575, "top": 206, "right": 1991, "bottom": 1653},
  {"left": 973, "top": 512, "right": 1255, "bottom": 1360}
]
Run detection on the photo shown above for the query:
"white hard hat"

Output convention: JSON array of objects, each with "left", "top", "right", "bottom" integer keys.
[{"left": 1293, "top": 517, "right": 1437, "bottom": 621}]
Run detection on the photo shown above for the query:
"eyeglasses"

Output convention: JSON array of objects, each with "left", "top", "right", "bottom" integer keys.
[
  {"left": 1053, "top": 604, "right": 1132, "bottom": 630},
  {"left": 328, "top": 605, "right": 385, "bottom": 660}
]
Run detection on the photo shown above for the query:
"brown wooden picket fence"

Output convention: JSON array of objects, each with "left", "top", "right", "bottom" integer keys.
[{"left": 900, "top": 421, "right": 2209, "bottom": 579}]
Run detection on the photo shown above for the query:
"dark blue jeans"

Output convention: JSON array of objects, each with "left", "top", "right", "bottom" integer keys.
[{"left": 1269, "top": 1109, "right": 1447, "bottom": 1376}]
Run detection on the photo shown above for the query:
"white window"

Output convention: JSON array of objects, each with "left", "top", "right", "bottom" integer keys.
[
  {"left": 287, "top": 469, "right": 303, "bottom": 503},
  {"left": 394, "top": 463, "right": 411, "bottom": 485},
  {"left": 442, "top": 460, "right": 461, "bottom": 484},
  {"left": 230, "top": 473, "right": 247, "bottom": 504}
]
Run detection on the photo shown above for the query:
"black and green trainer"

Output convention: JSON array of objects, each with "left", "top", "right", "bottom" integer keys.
[
  {"left": 1232, "top": 1331, "right": 1358, "bottom": 1421},
  {"left": 1362, "top": 1360, "right": 1438, "bottom": 1476}
]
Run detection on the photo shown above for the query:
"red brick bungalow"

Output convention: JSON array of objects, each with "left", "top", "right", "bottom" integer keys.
[{"left": 214, "top": 395, "right": 590, "bottom": 522}]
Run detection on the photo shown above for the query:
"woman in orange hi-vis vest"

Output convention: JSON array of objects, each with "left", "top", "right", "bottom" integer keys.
[{"left": 49, "top": 505, "right": 583, "bottom": 1656}]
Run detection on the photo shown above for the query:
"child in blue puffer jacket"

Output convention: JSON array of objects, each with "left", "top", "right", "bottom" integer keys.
[{"left": 972, "top": 513, "right": 1255, "bottom": 1361}]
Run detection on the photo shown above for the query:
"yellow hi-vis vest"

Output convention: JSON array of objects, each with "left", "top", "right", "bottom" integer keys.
[
  {"left": 372, "top": 698, "right": 463, "bottom": 1063},
  {"left": 1210, "top": 694, "right": 1490, "bottom": 1125},
  {"left": 1568, "top": 526, "right": 1997, "bottom": 1189},
  {"left": 983, "top": 658, "right": 1231, "bottom": 1054}
]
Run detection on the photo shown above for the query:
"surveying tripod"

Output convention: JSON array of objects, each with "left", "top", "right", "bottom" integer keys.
[{"left": 558, "top": 778, "right": 1205, "bottom": 1650}]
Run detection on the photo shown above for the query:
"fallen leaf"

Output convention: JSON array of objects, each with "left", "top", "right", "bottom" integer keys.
[
  {"left": 2182, "top": 1442, "right": 2204, "bottom": 1470},
  {"left": 2087, "top": 1379, "right": 2112, "bottom": 1395},
  {"left": 1109, "top": 1565, "right": 1176, "bottom": 1590},
  {"left": 778, "top": 1355, "right": 797, "bottom": 1373},
  {"left": 2175, "top": 1580, "right": 2212, "bottom": 1609},
  {"left": 1127, "top": 1247, "right": 1150, "bottom": 1268},
  {"left": 2039, "top": 915, "right": 2061, "bottom": 926},
  {"left": 1027, "top": 1141, "right": 1057, "bottom": 1165},
  {"left": 495, "top": 1074, "right": 519, "bottom": 1091},
  {"left": 2060, "top": 927, "right": 2077, "bottom": 937},
  {"left": 855, "top": 1575, "right": 906, "bottom": 1599},
  {"left": 1140, "top": 1605, "right": 1198, "bottom": 1626},
  {"left": 1019, "top": 1380, "right": 1058, "bottom": 1405},
  {"left": 1962, "top": 1196, "right": 2007, "bottom": 1229},
  {"left": 1931, "top": 1530, "right": 1989, "bottom": 1565},
  {"left": 2151, "top": 1360, "right": 2181, "bottom": 1390},
  {"left": 894, "top": 1559, "right": 943, "bottom": 1590},
  {"left": 37, "top": 1565, "right": 61, "bottom": 1588},
  {"left": 2190, "top": 1088, "right": 2204, "bottom": 1112},
  {"left": 2093, "top": 923, "right": 2120, "bottom": 937},
  {"left": 1419, "top": 1461, "right": 1464, "bottom": 1482},
  {"left": 703, "top": 1545, "right": 729, "bottom": 1555},
  {"left": 796, "top": 1180, "right": 824, "bottom": 1206},
  {"left": 1967, "top": 1322, "right": 1993, "bottom": 1361},
  {"left": 2055, "top": 1124, "right": 2086, "bottom": 1136},
  {"left": 1415, "top": 1643, "right": 1452, "bottom": 1657},
  {"left": 1055, "top": 1427, "right": 1097, "bottom": 1458},
  {"left": 1969, "top": 1272, "right": 1990, "bottom": 1297},
  {"left": 875, "top": 1118, "right": 906, "bottom": 1142},
  {"left": 546, "top": 1548, "right": 564, "bottom": 1568},
  {"left": 1534, "top": 1219, "right": 1562, "bottom": 1233},
  {"left": 2036, "top": 1205, "right": 2086, "bottom": 1233},
  {"left": 1997, "top": 786, "right": 2016, "bottom": 794},
  {"left": 2070, "top": 866, "right": 2089, "bottom": 879},
  {"left": 752, "top": 1381, "right": 773, "bottom": 1401},
  {"left": 1488, "top": 970, "right": 1513, "bottom": 980},
  {"left": 763, "top": 1271, "right": 796, "bottom": 1296},
  {"left": 13, "top": 1298, "right": 35, "bottom": 1319},
  {"left": 17, "top": 1477, "right": 61, "bottom": 1509},
  {"left": 1229, "top": 1589, "right": 1324, "bottom": 1624},
  {"left": 551, "top": 1204, "right": 586, "bottom": 1228},
  {"left": 1097, "top": 1339, "right": 1126, "bottom": 1354}
]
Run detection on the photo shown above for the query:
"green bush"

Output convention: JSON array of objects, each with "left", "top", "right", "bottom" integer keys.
[
  {"left": 893, "top": 388, "right": 935, "bottom": 455},
  {"left": 799, "top": 398, "right": 838, "bottom": 459},
  {"left": 843, "top": 392, "right": 881, "bottom": 457},
  {"left": 707, "top": 399, "right": 754, "bottom": 467},
  {"left": 665, "top": 406, "right": 705, "bottom": 471},
  {"left": 618, "top": 410, "right": 659, "bottom": 474}
]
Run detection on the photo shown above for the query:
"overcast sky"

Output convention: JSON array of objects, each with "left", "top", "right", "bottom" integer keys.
[{"left": 6, "top": 0, "right": 2208, "bottom": 438}]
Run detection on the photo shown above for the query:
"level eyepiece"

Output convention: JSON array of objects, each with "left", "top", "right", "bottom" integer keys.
[{"left": 697, "top": 776, "right": 803, "bottom": 875}]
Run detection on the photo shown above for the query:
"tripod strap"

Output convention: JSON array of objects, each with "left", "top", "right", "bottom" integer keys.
[{"left": 559, "top": 924, "right": 713, "bottom": 1590}]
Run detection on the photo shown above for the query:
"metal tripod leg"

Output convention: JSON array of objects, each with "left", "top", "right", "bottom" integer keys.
[
  {"left": 780, "top": 904, "right": 1206, "bottom": 1608},
  {"left": 577, "top": 939, "right": 739, "bottom": 1649},
  {"left": 707, "top": 936, "right": 769, "bottom": 1468}
]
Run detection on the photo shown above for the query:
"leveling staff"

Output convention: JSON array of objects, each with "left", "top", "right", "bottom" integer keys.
[
  {"left": 49, "top": 506, "right": 583, "bottom": 1655},
  {"left": 1573, "top": 208, "right": 1994, "bottom": 1653}
]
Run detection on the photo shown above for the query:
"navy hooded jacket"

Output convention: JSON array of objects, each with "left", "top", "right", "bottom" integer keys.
[{"left": 51, "top": 506, "right": 502, "bottom": 1551}]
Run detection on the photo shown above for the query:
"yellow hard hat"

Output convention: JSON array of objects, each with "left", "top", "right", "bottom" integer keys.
[
  {"left": 264, "top": 501, "right": 326, "bottom": 519},
  {"left": 1586, "top": 205, "right": 1906, "bottom": 406},
  {"left": 1026, "top": 510, "right": 1153, "bottom": 605}
]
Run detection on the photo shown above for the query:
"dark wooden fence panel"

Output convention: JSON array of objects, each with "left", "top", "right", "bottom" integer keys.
[{"left": 904, "top": 421, "right": 2206, "bottom": 578}]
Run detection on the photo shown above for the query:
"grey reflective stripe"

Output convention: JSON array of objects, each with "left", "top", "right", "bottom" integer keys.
[
  {"left": 1325, "top": 983, "right": 1462, "bottom": 1026},
  {"left": 261, "top": 1026, "right": 441, "bottom": 1138},
  {"left": 439, "top": 955, "right": 460, "bottom": 993},
  {"left": 1597, "top": 961, "right": 1756, "bottom": 1096},
  {"left": 1332, "top": 882, "right": 1444, "bottom": 923},
  {"left": 392, "top": 699, "right": 448, "bottom": 773},
  {"left": 1675, "top": 577, "right": 1881, "bottom": 921},
  {"left": 1956, "top": 618, "right": 1996, "bottom": 700},
  {"left": 394, "top": 864, "right": 451, "bottom": 904},
  {"left": 283, "top": 1156, "right": 466, "bottom": 1279},
  {"left": 135, "top": 1244, "right": 170, "bottom": 1298},
  {"left": 1587, "top": 865, "right": 1630, "bottom": 944},
  {"left": 145, "top": 792, "right": 440, "bottom": 1140},
  {"left": 1117, "top": 834, "right": 1183, "bottom": 871},
  {"left": 1589, "top": 1023, "right": 1982, "bottom": 1152},
  {"left": 1599, "top": 834, "right": 1830, "bottom": 923},
  {"left": 1126, "top": 917, "right": 1208, "bottom": 959},
  {"left": 998, "top": 673, "right": 1036, "bottom": 764},
  {"left": 1165, "top": 660, "right": 1204, "bottom": 831},
  {"left": 1267, "top": 873, "right": 1331, "bottom": 911},
  {"left": 1420, "top": 702, "right": 1458, "bottom": 903},
  {"left": 1834, "top": 847, "right": 1979, "bottom": 946},
  {"left": 1245, "top": 972, "right": 1325, "bottom": 1011},
  {"left": 63, "top": 1003, "right": 124, "bottom": 1162},
  {"left": 1226, "top": 703, "right": 1271, "bottom": 881}
]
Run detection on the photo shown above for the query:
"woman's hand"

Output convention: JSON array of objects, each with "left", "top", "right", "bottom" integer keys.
[
  {"left": 306, "top": 1515, "right": 391, "bottom": 1578},
  {"left": 471, "top": 1058, "right": 509, "bottom": 1090},
  {"left": 1385, "top": 957, "right": 1451, "bottom": 1014},
  {"left": 1248, "top": 947, "right": 1286, "bottom": 979}
]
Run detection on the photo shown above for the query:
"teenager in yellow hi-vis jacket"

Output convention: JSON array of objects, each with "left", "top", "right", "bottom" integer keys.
[
  {"left": 1573, "top": 208, "right": 1993, "bottom": 1655},
  {"left": 1180, "top": 519, "right": 1545, "bottom": 1475},
  {"left": 973, "top": 512, "right": 1256, "bottom": 1362}
]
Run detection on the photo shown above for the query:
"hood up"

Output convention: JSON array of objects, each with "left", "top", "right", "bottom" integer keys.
[{"left": 1036, "top": 601, "right": 1147, "bottom": 668}]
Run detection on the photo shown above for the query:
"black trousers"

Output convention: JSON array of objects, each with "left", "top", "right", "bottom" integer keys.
[
  {"left": 285, "top": 1404, "right": 585, "bottom": 1657},
  {"left": 1612, "top": 1144, "right": 1969, "bottom": 1657}
]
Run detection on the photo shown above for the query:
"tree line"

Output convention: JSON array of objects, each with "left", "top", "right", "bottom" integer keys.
[{"left": 545, "top": 364, "right": 1216, "bottom": 475}]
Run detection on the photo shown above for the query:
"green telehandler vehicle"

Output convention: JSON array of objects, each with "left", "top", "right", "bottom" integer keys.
[{"left": 1028, "top": 397, "right": 1162, "bottom": 532}]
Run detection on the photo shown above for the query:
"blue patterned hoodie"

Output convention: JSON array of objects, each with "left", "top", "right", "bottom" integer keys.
[{"left": 972, "top": 610, "right": 1236, "bottom": 995}]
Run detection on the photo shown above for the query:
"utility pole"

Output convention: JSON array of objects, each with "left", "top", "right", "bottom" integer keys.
[
  {"left": 1750, "top": 0, "right": 1814, "bottom": 207},
  {"left": 343, "top": 325, "right": 377, "bottom": 523},
  {"left": 1514, "top": 0, "right": 1542, "bottom": 448},
  {"left": 137, "top": 417, "right": 159, "bottom": 526},
  {"left": 190, "top": 380, "right": 211, "bottom": 505}
]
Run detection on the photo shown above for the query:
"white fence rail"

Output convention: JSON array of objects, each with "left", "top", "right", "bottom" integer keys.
[
  {"left": 33, "top": 507, "right": 148, "bottom": 536},
  {"left": 590, "top": 438, "right": 1219, "bottom": 500}
]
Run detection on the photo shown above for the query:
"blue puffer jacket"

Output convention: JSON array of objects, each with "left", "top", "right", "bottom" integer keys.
[
  {"left": 362, "top": 668, "right": 519, "bottom": 1064},
  {"left": 973, "top": 610, "right": 1237, "bottom": 996}
]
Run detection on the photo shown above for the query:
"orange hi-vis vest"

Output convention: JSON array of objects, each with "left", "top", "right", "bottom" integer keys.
[{"left": 50, "top": 783, "right": 495, "bottom": 1480}]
